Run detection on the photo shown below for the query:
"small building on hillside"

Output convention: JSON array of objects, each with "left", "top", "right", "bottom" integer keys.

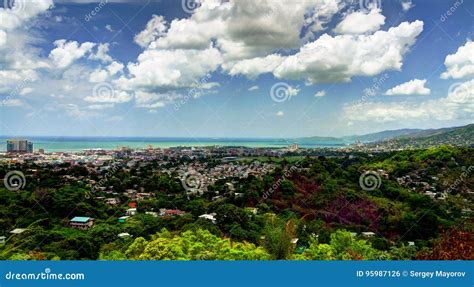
[
  {"left": 69, "top": 217, "right": 94, "bottom": 230},
  {"left": 0, "top": 236, "right": 6, "bottom": 244},
  {"left": 10, "top": 228, "right": 26, "bottom": 234},
  {"left": 159, "top": 208, "right": 186, "bottom": 217},
  {"left": 118, "top": 232, "right": 131, "bottom": 238},
  {"left": 126, "top": 208, "right": 137, "bottom": 216},
  {"left": 199, "top": 213, "right": 217, "bottom": 224},
  {"left": 136, "top": 193, "right": 153, "bottom": 201},
  {"left": 245, "top": 207, "right": 258, "bottom": 215},
  {"left": 145, "top": 211, "right": 158, "bottom": 217},
  {"left": 118, "top": 216, "right": 130, "bottom": 223},
  {"left": 361, "top": 232, "right": 375, "bottom": 237},
  {"left": 104, "top": 197, "right": 120, "bottom": 205}
]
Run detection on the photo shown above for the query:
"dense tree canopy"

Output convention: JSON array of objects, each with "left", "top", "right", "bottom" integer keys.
[{"left": 0, "top": 146, "right": 472, "bottom": 260}]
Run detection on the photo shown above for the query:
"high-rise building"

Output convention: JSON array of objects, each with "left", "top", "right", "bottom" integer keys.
[
  {"left": 27, "top": 142, "right": 33, "bottom": 153},
  {"left": 6, "top": 139, "right": 34, "bottom": 153}
]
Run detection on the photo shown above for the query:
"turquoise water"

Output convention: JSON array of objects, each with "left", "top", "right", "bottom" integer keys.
[{"left": 0, "top": 137, "right": 347, "bottom": 152}]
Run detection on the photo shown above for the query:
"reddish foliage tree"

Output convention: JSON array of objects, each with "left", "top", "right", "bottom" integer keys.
[
  {"left": 323, "top": 196, "right": 381, "bottom": 229},
  {"left": 416, "top": 226, "right": 474, "bottom": 260}
]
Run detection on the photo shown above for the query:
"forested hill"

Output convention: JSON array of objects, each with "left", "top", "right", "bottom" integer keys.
[
  {"left": 374, "top": 124, "right": 473, "bottom": 148},
  {"left": 297, "top": 124, "right": 473, "bottom": 146}
]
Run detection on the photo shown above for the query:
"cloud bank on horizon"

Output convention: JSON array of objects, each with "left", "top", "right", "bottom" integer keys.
[{"left": 0, "top": 0, "right": 473, "bottom": 137}]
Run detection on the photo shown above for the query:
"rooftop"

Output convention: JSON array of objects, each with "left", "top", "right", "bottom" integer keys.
[
  {"left": 70, "top": 216, "right": 92, "bottom": 223},
  {"left": 10, "top": 228, "right": 26, "bottom": 234}
]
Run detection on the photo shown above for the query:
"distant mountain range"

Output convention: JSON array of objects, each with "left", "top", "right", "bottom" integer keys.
[{"left": 296, "top": 123, "right": 474, "bottom": 147}]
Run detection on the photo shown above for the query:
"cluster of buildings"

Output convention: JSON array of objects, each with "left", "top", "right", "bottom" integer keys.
[
  {"left": 6, "top": 139, "right": 34, "bottom": 153},
  {"left": 175, "top": 161, "right": 275, "bottom": 195},
  {"left": 1, "top": 144, "right": 301, "bottom": 163},
  {"left": 396, "top": 174, "right": 444, "bottom": 199}
]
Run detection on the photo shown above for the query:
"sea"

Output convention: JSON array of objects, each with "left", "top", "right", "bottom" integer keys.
[{"left": 0, "top": 136, "right": 348, "bottom": 152}]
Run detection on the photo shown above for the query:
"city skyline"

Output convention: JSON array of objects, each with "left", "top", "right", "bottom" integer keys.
[{"left": 0, "top": 0, "right": 473, "bottom": 139}]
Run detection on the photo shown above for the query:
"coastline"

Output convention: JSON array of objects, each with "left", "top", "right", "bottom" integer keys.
[{"left": 0, "top": 137, "right": 348, "bottom": 152}]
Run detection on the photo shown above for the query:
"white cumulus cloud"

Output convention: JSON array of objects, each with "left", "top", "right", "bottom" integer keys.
[
  {"left": 89, "top": 61, "right": 124, "bottom": 83},
  {"left": 402, "top": 0, "right": 414, "bottom": 12},
  {"left": 334, "top": 8, "right": 385, "bottom": 35},
  {"left": 315, "top": 90, "right": 326, "bottom": 97},
  {"left": 89, "top": 43, "right": 113, "bottom": 63},
  {"left": 117, "top": 47, "right": 222, "bottom": 91},
  {"left": 384, "top": 79, "right": 430, "bottom": 96},
  {"left": 274, "top": 21, "right": 424, "bottom": 84},
  {"left": 440, "top": 40, "right": 474, "bottom": 80},
  {"left": 344, "top": 79, "right": 474, "bottom": 123},
  {"left": 49, "top": 40, "right": 96, "bottom": 68}
]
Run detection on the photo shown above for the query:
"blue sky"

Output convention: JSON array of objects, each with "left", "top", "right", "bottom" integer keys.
[{"left": 0, "top": 0, "right": 473, "bottom": 138}]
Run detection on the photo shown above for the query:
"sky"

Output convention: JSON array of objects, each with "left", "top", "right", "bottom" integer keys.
[{"left": 0, "top": 0, "right": 473, "bottom": 138}]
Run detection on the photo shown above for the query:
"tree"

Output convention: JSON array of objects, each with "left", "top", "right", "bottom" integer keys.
[
  {"left": 416, "top": 227, "right": 474, "bottom": 260},
  {"left": 125, "top": 229, "right": 269, "bottom": 260},
  {"left": 262, "top": 216, "right": 296, "bottom": 260},
  {"left": 302, "top": 230, "right": 384, "bottom": 260}
]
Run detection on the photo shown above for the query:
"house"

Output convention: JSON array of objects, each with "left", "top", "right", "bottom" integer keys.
[
  {"left": 361, "top": 232, "right": 375, "bottom": 237},
  {"left": 10, "top": 228, "right": 26, "bottom": 234},
  {"left": 126, "top": 208, "right": 137, "bottom": 216},
  {"left": 104, "top": 197, "right": 120, "bottom": 205},
  {"left": 136, "top": 193, "right": 152, "bottom": 201},
  {"left": 145, "top": 211, "right": 158, "bottom": 217},
  {"left": 69, "top": 217, "right": 94, "bottom": 230},
  {"left": 118, "top": 216, "right": 130, "bottom": 223},
  {"left": 245, "top": 207, "right": 258, "bottom": 215},
  {"left": 377, "top": 169, "right": 389, "bottom": 179},
  {"left": 125, "top": 189, "right": 138, "bottom": 199},
  {"left": 118, "top": 232, "right": 131, "bottom": 238},
  {"left": 408, "top": 241, "right": 415, "bottom": 246},
  {"left": 199, "top": 213, "right": 217, "bottom": 224},
  {"left": 159, "top": 208, "right": 186, "bottom": 217},
  {"left": 295, "top": 246, "right": 305, "bottom": 254},
  {"left": 0, "top": 236, "right": 6, "bottom": 244}
]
